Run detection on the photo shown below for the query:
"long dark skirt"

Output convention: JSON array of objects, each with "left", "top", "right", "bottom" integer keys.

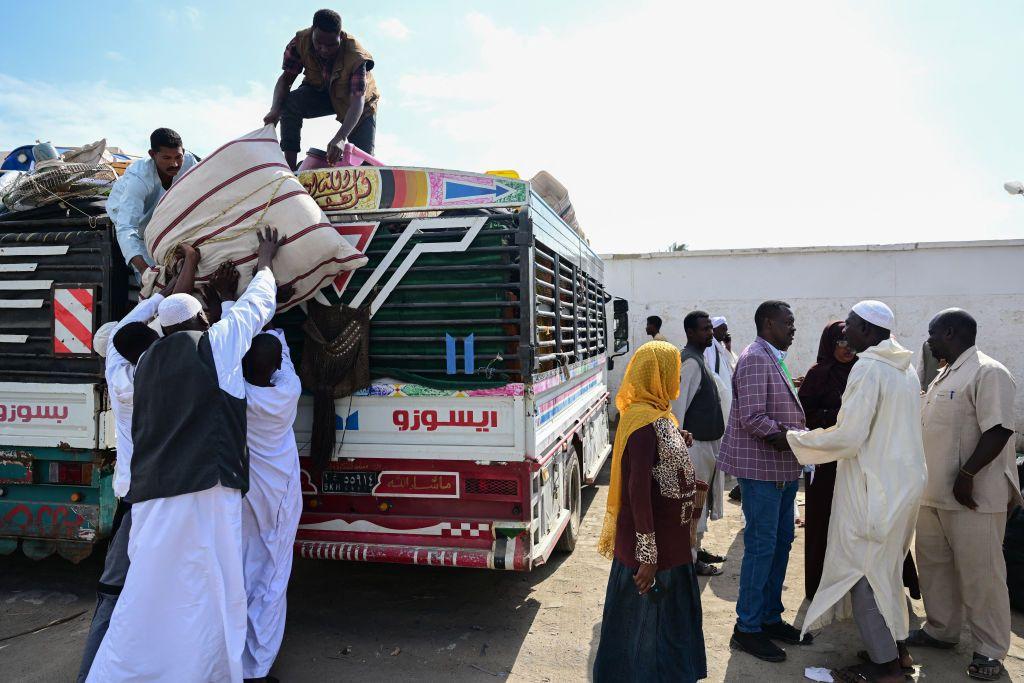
[
  {"left": 593, "top": 559, "right": 707, "bottom": 682},
  {"left": 804, "top": 462, "right": 837, "bottom": 600}
]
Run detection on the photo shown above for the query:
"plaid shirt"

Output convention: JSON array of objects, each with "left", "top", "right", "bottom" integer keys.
[
  {"left": 717, "top": 337, "right": 806, "bottom": 481},
  {"left": 283, "top": 37, "right": 367, "bottom": 97}
]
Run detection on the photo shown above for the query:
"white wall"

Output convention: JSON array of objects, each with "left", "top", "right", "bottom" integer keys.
[{"left": 603, "top": 239, "right": 1024, "bottom": 433}]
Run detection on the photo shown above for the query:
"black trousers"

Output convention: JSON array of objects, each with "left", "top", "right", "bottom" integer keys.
[{"left": 279, "top": 84, "right": 376, "bottom": 154}]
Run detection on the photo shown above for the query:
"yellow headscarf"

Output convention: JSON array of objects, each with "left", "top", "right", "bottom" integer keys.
[{"left": 597, "top": 340, "right": 681, "bottom": 559}]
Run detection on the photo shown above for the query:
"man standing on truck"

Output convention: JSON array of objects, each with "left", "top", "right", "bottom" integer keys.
[
  {"left": 107, "top": 128, "right": 197, "bottom": 280},
  {"left": 76, "top": 245, "right": 200, "bottom": 682},
  {"left": 86, "top": 228, "right": 284, "bottom": 683},
  {"left": 263, "top": 8, "right": 380, "bottom": 170}
]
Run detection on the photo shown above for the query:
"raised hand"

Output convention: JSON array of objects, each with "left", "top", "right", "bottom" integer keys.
[
  {"left": 210, "top": 261, "right": 240, "bottom": 301},
  {"left": 256, "top": 226, "right": 286, "bottom": 272}
]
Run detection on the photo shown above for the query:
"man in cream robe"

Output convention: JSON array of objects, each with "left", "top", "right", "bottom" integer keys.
[{"left": 786, "top": 301, "right": 926, "bottom": 683}]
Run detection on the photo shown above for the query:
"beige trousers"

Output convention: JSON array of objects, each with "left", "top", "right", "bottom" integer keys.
[{"left": 915, "top": 505, "right": 1011, "bottom": 660}]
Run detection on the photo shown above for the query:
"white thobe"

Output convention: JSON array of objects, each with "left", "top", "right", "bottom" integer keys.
[
  {"left": 239, "top": 329, "right": 303, "bottom": 679},
  {"left": 104, "top": 293, "right": 164, "bottom": 498},
  {"left": 88, "top": 269, "right": 277, "bottom": 683},
  {"left": 672, "top": 356, "right": 724, "bottom": 527},
  {"left": 704, "top": 338, "right": 735, "bottom": 422},
  {"left": 786, "top": 339, "right": 927, "bottom": 641}
]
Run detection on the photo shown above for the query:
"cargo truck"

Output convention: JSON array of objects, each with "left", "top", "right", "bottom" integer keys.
[{"left": 0, "top": 164, "right": 629, "bottom": 570}]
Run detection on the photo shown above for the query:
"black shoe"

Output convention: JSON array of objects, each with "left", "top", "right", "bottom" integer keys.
[
  {"left": 697, "top": 549, "right": 726, "bottom": 564},
  {"left": 730, "top": 629, "right": 786, "bottom": 662},
  {"left": 761, "top": 620, "right": 813, "bottom": 645}
]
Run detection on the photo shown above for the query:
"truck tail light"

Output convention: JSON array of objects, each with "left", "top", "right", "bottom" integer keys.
[{"left": 48, "top": 462, "right": 88, "bottom": 485}]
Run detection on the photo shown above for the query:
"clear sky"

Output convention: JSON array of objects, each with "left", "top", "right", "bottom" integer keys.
[{"left": 1, "top": 0, "right": 1022, "bottom": 253}]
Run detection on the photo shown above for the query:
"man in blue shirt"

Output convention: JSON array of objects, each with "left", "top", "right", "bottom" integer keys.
[{"left": 107, "top": 128, "right": 197, "bottom": 279}]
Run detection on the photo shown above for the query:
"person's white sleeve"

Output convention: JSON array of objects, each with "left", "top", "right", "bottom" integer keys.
[
  {"left": 104, "top": 294, "right": 164, "bottom": 381},
  {"left": 680, "top": 358, "right": 701, "bottom": 413},
  {"left": 108, "top": 173, "right": 152, "bottom": 267},
  {"left": 786, "top": 364, "right": 877, "bottom": 465},
  {"left": 703, "top": 345, "right": 716, "bottom": 372},
  {"left": 265, "top": 328, "right": 302, "bottom": 401},
  {"left": 206, "top": 270, "right": 277, "bottom": 398}
]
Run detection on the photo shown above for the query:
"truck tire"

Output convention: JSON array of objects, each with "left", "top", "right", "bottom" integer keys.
[{"left": 556, "top": 455, "right": 582, "bottom": 553}]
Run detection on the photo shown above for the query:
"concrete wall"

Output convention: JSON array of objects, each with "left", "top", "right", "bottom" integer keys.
[{"left": 602, "top": 239, "right": 1024, "bottom": 434}]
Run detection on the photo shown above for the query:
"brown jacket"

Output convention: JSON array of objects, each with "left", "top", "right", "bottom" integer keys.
[{"left": 294, "top": 28, "right": 380, "bottom": 119}]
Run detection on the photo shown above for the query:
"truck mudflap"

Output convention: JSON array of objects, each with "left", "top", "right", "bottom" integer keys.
[{"left": 294, "top": 533, "right": 529, "bottom": 570}]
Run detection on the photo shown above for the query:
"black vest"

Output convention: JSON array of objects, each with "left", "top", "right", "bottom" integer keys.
[
  {"left": 126, "top": 331, "right": 248, "bottom": 504},
  {"left": 680, "top": 346, "right": 725, "bottom": 441}
]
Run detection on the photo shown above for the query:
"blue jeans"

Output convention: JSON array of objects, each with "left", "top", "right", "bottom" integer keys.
[{"left": 735, "top": 477, "right": 798, "bottom": 633}]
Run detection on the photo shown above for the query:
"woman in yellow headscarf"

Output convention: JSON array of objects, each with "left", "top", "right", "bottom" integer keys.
[{"left": 594, "top": 341, "right": 708, "bottom": 682}]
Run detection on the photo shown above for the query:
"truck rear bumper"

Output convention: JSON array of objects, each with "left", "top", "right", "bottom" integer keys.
[{"left": 295, "top": 534, "right": 529, "bottom": 571}]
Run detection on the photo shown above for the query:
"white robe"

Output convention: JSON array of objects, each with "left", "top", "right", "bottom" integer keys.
[
  {"left": 104, "top": 293, "right": 165, "bottom": 498},
  {"left": 88, "top": 270, "right": 277, "bottom": 683},
  {"left": 240, "top": 329, "right": 303, "bottom": 679},
  {"left": 786, "top": 339, "right": 927, "bottom": 641}
]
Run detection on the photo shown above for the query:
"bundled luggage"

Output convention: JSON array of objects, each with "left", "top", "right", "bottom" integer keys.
[{"left": 141, "top": 125, "right": 367, "bottom": 310}]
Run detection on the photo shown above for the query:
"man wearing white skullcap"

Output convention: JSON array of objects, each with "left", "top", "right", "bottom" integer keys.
[
  {"left": 850, "top": 300, "right": 896, "bottom": 331},
  {"left": 78, "top": 244, "right": 200, "bottom": 683},
  {"left": 88, "top": 228, "right": 285, "bottom": 683},
  {"left": 157, "top": 292, "right": 204, "bottom": 330},
  {"left": 785, "top": 301, "right": 926, "bottom": 681}
]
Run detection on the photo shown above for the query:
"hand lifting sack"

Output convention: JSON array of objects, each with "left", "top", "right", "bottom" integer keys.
[{"left": 140, "top": 125, "right": 368, "bottom": 309}]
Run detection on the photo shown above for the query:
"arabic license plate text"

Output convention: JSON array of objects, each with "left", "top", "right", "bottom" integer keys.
[{"left": 322, "top": 470, "right": 379, "bottom": 494}]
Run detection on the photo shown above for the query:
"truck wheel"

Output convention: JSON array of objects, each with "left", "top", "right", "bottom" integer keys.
[{"left": 556, "top": 455, "right": 582, "bottom": 553}]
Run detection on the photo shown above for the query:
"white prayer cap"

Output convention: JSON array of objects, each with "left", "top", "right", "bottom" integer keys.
[
  {"left": 711, "top": 316, "right": 727, "bottom": 328},
  {"left": 851, "top": 300, "right": 895, "bottom": 330},
  {"left": 157, "top": 293, "right": 203, "bottom": 328},
  {"left": 93, "top": 321, "right": 118, "bottom": 357}
]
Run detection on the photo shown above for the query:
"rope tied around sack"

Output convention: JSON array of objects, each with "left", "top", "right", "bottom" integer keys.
[{"left": 158, "top": 175, "right": 291, "bottom": 277}]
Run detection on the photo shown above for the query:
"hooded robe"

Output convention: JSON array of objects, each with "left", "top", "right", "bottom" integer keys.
[{"left": 786, "top": 338, "right": 927, "bottom": 640}]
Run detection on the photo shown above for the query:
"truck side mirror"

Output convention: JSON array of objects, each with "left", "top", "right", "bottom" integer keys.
[{"left": 612, "top": 298, "right": 629, "bottom": 354}]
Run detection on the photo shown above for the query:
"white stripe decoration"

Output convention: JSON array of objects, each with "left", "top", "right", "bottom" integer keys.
[
  {"left": 53, "top": 289, "right": 93, "bottom": 354},
  {"left": 0, "top": 334, "right": 28, "bottom": 343},
  {"left": 349, "top": 216, "right": 488, "bottom": 318},
  {"left": 0, "top": 246, "right": 69, "bottom": 256},
  {"left": 0, "top": 299, "right": 44, "bottom": 308},
  {"left": 0, "top": 263, "right": 37, "bottom": 273},
  {"left": 0, "top": 280, "right": 53, "bottom": 290}
]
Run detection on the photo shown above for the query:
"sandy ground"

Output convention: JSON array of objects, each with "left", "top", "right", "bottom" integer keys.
[{"left": 2, "top": 466, "right": 1024, "bottom": 682}]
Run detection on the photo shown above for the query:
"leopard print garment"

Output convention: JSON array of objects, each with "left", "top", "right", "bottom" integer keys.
[{"left": 650, "top": 417, "right": 697, "bottom": 526}]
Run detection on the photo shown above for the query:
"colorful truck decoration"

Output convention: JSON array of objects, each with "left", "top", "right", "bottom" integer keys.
[{"left": 0, "top": 164, "right": 623, "bottom": 570}]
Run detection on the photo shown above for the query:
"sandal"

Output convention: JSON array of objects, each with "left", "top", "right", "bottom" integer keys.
[
  {"left": 967, "top": 653, "right": 1003, "bottom": 681},
  {"left": 695, "top": 560, "right": 723, "bottom": 576},
  {"left": 904, "top": 628, "right": 956, "bottom": 650}
]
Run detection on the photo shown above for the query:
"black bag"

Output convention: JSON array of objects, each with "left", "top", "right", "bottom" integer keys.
[{"left": 299, "top": 301, "right": 370, "bottom": 469}]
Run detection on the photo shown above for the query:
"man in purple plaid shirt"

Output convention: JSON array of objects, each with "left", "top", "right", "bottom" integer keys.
[{"left": 718, "top": 300, "right": 810, "bottom": 663}]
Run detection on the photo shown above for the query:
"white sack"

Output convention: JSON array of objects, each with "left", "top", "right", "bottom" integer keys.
[{"left": 141, "top": 126, "right": 368, "bottom": 310}]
